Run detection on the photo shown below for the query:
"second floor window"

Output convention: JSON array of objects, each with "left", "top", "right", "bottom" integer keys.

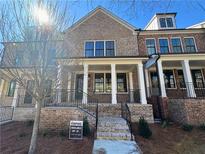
[
  {"left": 85, "top": 41, "right": 115, "bottom": 57},
  {"left": 171, "top": 38, "right": 182, "bottom": 53},
  {"left": 146, "top": 39, "right": 156, "bottom": 55},
  {"left": 184, "top": 37, "right": 196, "bottom": 52},
  {"left": 159, "top": 38, "right": 169, "bottom": 53}
]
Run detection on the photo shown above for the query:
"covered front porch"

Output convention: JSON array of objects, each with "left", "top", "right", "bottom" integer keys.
[{"left": 56, "top": 57, "right": 148, "bottom": 105}]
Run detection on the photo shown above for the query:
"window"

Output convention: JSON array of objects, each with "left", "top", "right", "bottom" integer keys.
[
  {"left": 177, "top": 70, "right": 186, "bottom": 88},
  {"left": 44, "top": 80, "right": 52, "bottom": 96},
  {"left": 94, "top": 73, "right": 127, "bottom": 92},
  {"left": 15, "top": 51, "right": 23, "bottom": 66},
  {"left": 106, "top": 41, "right": 115, "bottom": 56},
  {"left": 146, "top": 39, "right": 156, "bottom": 55},
  {"left": 159, "top": 38, "right": 169, "bottom": 53},
  {"left": 164, "top": 70, "right": 176, "bottom": 88},
  {"left": 171, "top": 38, "right": 182, "bottom": 53},
  {"left": 105, "top": 73, "right": 112, "bottom": 92},
  {"left": 85, "top": 41, "right": 115, "bottom": 57},
  {"left": 95, "top": 73, "right": 104, "bottom": 92},
  {"left": 117, "top": 73, "right": 127, "bottom": 92},
  {"left": 166, "top": 18, "right": 173, "bottom": 27},
  {"left": 159, "top": 17, "right": 174, "bottom": 28},
  {"left": 95, "top": 41, "right": 104, "bottom": 56},
  {"left": 184, "top": 38, "right": 196, "bottom": 52},
  {"left": 159, "top": 18, "right": 166, "bottom": 28},
  {"left": 7, "top": 80, "right": 16, "bottom": 97},
  {"left": 85, "top": 42, "right": 94, "bottom": 57},
  {"left": 191, "top": 70, "right": 204, "bottom": 88}
]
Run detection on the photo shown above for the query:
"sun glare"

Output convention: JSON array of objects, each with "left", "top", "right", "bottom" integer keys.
[{"left": 33, "top": 6, "right": 50, "bottom": 25}]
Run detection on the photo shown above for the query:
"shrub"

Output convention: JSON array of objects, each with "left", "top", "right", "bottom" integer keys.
[
  {"left": 83, "top": 117, "right": 91, "bottom": 136},
  {"left": 161, "top": 120, "right": 170, "bottom": 128},
  {"left": 138, "top": 117, "right": 152, "bottom": 139},
  {"left": 199, "top": 123, "right": 205, "bottom": 131},
  {"left": 182, "top": 124, "right": 193, "bottom": 132}
]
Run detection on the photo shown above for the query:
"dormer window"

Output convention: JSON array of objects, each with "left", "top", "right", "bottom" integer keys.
[
  {"left": 85, "top": 40, "right": 115, "bottom": 57},
  {"left": 159, "top": 17, "right": 174, "bottom": 28}
]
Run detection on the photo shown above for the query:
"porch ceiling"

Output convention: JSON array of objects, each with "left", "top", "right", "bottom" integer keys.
[{"left": 162, "top": 60, "right": 205, "bottom": 68}]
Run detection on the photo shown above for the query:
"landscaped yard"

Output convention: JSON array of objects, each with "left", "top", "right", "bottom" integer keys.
[
  {"left": 0, "top": 121, "right": 205, "bottom": 154},
  {"left": 132, "top": 123, "right": 205, "bottom": 154}
]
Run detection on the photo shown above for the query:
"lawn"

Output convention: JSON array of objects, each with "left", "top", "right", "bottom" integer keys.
[
  {"left": 132, "top": 123, "right": 205, "bottom": 154},
  {"left": 0, "top": 121, "right": 205, "bottom": 154}
]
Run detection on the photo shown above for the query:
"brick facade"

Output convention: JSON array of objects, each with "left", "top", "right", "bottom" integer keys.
[{"left": 168, "top": 99, "right": 205, "bottom": 125}]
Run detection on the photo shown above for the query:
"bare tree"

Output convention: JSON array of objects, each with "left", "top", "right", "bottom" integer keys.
[{"left": 0, "top": 0, "right": 77, "bottom": 153}]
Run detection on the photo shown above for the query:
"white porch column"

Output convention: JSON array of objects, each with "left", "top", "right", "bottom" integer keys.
[
  {"left": 57, "top": 64, "right": 62, "bottom": 103},
  {"left": 12, "top": 83, "right": 19, "bottom": 107},
  {"left": 137, "top": 63, "right": 147, "bottom": 104},
  {"left": 129, "top": 72, "right": 134, "bottom": 102},
  {"left": 181, "top": 60, "right": 196, "bottom": 97},
  {"left": 157, "top": 60, "right": 167, "bottom": 97},
  {"left": 82, "top": 64, "right": 88, "bottom": 104},
  {"left": 0, "top": 79, "right": 5, "bottom": 98},
  {"left": 67, "top": 72, "right": 72, "bottom": 102},
  {"left": 111, "top": 64, "right": 117, "bottom": 104},
  {"left": 144, "top": 69, "right": 150, "bottom": 97}
]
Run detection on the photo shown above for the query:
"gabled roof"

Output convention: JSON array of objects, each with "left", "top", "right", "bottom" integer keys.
[{"left": 65, "top": 6, "right": 137, "bottom": 32}]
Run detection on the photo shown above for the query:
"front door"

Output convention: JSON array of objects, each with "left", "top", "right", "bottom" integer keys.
[{"left": 75, "top": 74, "right": 83, "bottom": 100}]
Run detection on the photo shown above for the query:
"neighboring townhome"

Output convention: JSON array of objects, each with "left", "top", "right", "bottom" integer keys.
[{"left": 0, "top": 6, "right": 204, "bottom": 124}]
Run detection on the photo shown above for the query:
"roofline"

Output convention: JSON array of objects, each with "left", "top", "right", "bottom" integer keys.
[
  {"left": 187, "top": 21, "right": 205, "bottom": 29},
  {"left": 64, "top": 6, "right": 138, "bottom": 33}
]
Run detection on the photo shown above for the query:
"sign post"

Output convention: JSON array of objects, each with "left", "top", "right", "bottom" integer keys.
[{"left": 69, "top": 120, "right": 83, "bottom": 140}]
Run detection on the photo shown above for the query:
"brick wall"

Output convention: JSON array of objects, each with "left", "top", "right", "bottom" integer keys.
[
  {"left": 168, "top": 99, "right": 205, "bottom": 125},
  {"left": 39, "top": 107, "right": 84, "bottom": 131},
  {"left": 128, "top": 104, "right": 154, "bottom": 123},
  {"left": 138, "top": 32, "right": 205, "bottom": 55}
]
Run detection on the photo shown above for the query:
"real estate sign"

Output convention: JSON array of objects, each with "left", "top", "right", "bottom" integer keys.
[{"left": 69, "top": 120, "right": 83, "bottom": 140}]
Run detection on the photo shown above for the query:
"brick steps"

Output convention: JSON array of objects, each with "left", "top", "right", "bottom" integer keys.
[{"left": 97, "top": 117, "right": 132, "bottom": 140}]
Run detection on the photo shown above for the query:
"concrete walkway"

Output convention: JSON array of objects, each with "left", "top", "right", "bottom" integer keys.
[{"left": 92, "top": 139, "right": 142, "bottom": 154}]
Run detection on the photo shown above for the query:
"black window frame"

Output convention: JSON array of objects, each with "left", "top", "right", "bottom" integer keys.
[
  {"left": 94, "top": 73, "right": 104, "bottom": 92},
  {"left": 163, "top": 70, "right": 176, "bottom": 89},
  {"left": 191, "top": 70, "right": 205, "bottom": 88},
  {"left": 117, "top": 73, "right": 127, "bottom": 92},
  {"left": 176, "top": 70, "right": 186, "bottom": 88}
]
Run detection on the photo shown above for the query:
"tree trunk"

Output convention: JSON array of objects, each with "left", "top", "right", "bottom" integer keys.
[{"left": 28, "top": 100, "right": 42, "bottom": 154}]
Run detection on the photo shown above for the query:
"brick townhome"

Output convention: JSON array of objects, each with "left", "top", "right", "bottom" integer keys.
[{"left": 0, "top": 7, "right": 205, "bottom": 123}]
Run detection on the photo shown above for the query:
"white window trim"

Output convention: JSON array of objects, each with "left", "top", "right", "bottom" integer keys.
[
  {"left": 170, "top": 37, "right": 184, "bottom": 53},
  {"left": 158, "top": 17, "right": 176, "bottom": 29},
  {"left": 84, "top": 40, "right": 116, "bottom": 57},
  {"left": 145, "top": 38, "right": 157, "bottom": 55},
  {"left": 183, "top": 36, "right": 198, "bottom": 52},
  {"left": 158, "top": 37, "right": 171, "bottom": 54}
]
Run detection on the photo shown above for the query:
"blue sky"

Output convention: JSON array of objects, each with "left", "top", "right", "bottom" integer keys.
[{"left": 67, "top": 0, "right": 205, "bottom": 29}]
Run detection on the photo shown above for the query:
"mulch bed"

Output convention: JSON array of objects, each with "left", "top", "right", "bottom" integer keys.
[
  {"left": 132, "top": 123, "right": 205, "bottom": 154},
  {"left": 0, "top": 121, "right": 94, "bottom": 154}
]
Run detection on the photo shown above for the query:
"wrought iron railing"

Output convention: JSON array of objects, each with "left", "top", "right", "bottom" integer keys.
[
  {"left": 0, "top": 106, "right": 14, "bottom": 122},
  {"left": 121, "top": 102, "right": 133, "bottom": 141}
]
